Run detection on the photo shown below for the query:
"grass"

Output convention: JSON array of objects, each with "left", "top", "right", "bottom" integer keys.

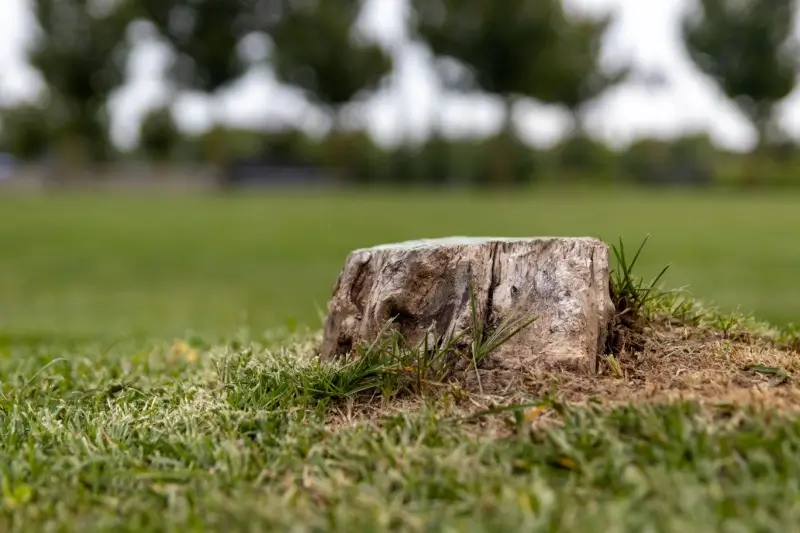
[
  {"left": 0, "top": 189, "right": 799, "bottom": 338},
  {"left": 1, "top": 189, "right": 800, "bottom": 531},
  {"left": 609, "top": 234, "right": 671, "bottom": 320},
  {"left": 3, "top": 329, "right": 800, "bottom": 531}
]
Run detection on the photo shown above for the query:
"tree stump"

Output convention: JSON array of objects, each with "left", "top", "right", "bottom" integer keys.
[{"left": 319, "top": 237, "right": 614, "bottom": 374}]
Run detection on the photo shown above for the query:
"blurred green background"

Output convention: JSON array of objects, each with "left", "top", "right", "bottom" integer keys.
[
  {"left": 1, "top": 190, "right": 797, "bottom": 341},
  {"left": 2, "top": 0, "right": 800, "bottom": 343}
]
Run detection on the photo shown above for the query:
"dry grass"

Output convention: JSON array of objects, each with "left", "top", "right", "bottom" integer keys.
[
  {"left": 320, "top": 314, "right": 800, "bottom": 436},
  {"left": 530, "top": 322, "right": 800, "bottom": 409}
]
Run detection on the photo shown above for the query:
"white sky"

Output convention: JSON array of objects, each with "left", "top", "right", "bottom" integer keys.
[{"left": 2, "top": 0, "right": 800, "bottom": 152}]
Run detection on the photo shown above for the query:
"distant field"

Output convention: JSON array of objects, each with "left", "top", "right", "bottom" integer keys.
[{"left": 0, "top": 188, "right": 798, "bottom": 340}]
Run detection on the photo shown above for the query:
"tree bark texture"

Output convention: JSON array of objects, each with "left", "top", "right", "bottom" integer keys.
[{"left": 319, "top": 237, "right": 614, "bottom": 374}]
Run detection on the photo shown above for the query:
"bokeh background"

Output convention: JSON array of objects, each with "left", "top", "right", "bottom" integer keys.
[{"left": 0, "top": 0, "right": 798, "bottom": 343}]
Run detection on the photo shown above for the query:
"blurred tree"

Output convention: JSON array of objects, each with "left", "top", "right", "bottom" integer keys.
[
  {"left": 24, "top": 0, "right": 137, "bottom": 162},
  {"left": 138, "top": 0, "right": 390, "bottom": 175},
  {"left": 667, "top": 133, "right": 715, "bottom": 186},
  {"left": 267, "top": 0, "right": 393, "bottom": 177},
  {"left": 681, "top": 0, "right": 800, "bottom": 150},
  {"left": 410, "top": 0, "right": 560, "bottom": 138},
  {"left": 409, "top": 0, "right": 623, "bottom": 185},
  {"left": 621, "top": 138, "right": 672, "bottom": 185},
  {"left": 409, "top": 1, "right": 561, "bottom": 185},
  {"left": 539, "top": 14, "right": 629, "bottom": 137},
  {"left": 135, "top": 0, "right": 270, "bottom": 94},
  {"left": 138, "top": 106, "right": 182, "bottom": 161},
  {"left": 620, "top": 134, "right": 717, "bottom": 187},
  {"left": 0, "top": 102, "right": 54, "bottom": 161},
  {"left": 554, "top": 134, "right": 618, "bottom": 179},
  {"left": 409, "top": 1, "right": 624, "bottom": 138},
  {"left": 190, "top": 126, "right": 267, "bottom": 165},
  {"left": 135, "top": 0, "right": 272, "bottom": 162},
  {"left": 268, "top": 0, "right": 393, "bottom": 130},
  {"left": 259, "top": 129, "right": 318, "bottom": 165}
]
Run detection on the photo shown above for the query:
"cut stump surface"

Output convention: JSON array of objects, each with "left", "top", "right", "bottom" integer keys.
[{"left": 320, "top": 237, "right": 614, "bottom": 374}]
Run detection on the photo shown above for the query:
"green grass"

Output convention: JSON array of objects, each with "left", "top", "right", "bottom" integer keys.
[
  {"left": 1, "top": 188, "right": 800, "bottom": 531},
  {"left": 3, "top": 334, "right": 800, "bottom": 532},
  {"left": 0, "top": 189, "right": 798, "bottom": 339}
]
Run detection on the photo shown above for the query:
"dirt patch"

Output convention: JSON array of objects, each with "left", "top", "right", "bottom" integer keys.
[
  {"left": 471, "top": 318, "right": 800, "bottom": 407},
  {"left": 323, "top": 318, "right": 800, "bottom": 431}
]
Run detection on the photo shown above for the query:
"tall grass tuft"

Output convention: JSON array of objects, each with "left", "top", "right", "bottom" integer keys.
[{"left": 609, "top": 234, "right": 671, "bottom": 321}]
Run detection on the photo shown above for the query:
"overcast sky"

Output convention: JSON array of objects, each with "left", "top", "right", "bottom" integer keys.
[{"left": 2, "top": 0, "right": 800, "bottom": 152}]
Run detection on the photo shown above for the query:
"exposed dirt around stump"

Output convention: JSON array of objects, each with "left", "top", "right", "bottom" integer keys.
[
  {"left": 468, "top": 317, "right": 800, "bottom": 407},
  {"left": 324, "top": 318, "right": 800, "bottom": 432}
]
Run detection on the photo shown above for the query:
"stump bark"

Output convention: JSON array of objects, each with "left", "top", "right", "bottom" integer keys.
[{"left": 320, "top": 237, "right": 614, "bottom": 374}]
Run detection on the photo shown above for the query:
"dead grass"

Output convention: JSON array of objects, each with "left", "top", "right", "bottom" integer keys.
[
  {"left": 533, "top": 322, "right": 799, "bottom": 407},
  {"left": 321, "top": 313, "right": 800, "bottom": 436}
]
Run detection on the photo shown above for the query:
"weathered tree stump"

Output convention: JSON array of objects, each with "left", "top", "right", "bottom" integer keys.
[{"left": 320, "top": 237, "right": 614, "bottom": 374}]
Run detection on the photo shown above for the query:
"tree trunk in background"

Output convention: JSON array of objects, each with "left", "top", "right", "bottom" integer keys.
[
  {"left": 570, "top": 108, "right": 585, "bottom": 140},
  {"left": 432, "top": 91, "right": 445, "bottom": 177},
  {"left": 560, "top": 107, "right": 589, "bottom": 180},
  {"left": 329, "top": 109, "right": 350, "bottom": 181},
  {"left": 743, "top": 114, "right": 770, "bottom": 188},
  {"left": 490, "top": 97, "right": 517, "bottom": 188}
]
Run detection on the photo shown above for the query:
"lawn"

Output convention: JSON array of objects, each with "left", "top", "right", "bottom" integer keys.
[
  {"left": 1, "top": 188, "right": 799, "bottom": 531},
  {"left": 0, "top": 189, "right": 798, "bottom": 339}
]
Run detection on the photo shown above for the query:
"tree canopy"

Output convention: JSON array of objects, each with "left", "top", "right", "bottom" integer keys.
[
  {"left": 2, "top": 0, "right": 800, "bottom": 190},
  {"left": 682, "top": 0, "right": 800, "bottom": 145},
  {"left": 410, "top": 0, "right": 624, "bottom": 136},
  {"left": 269, "top": 0, "right": 393, "bottom": 126},
  {"left": 21, "top": 0, "right": 138, "bottom": 161}
]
